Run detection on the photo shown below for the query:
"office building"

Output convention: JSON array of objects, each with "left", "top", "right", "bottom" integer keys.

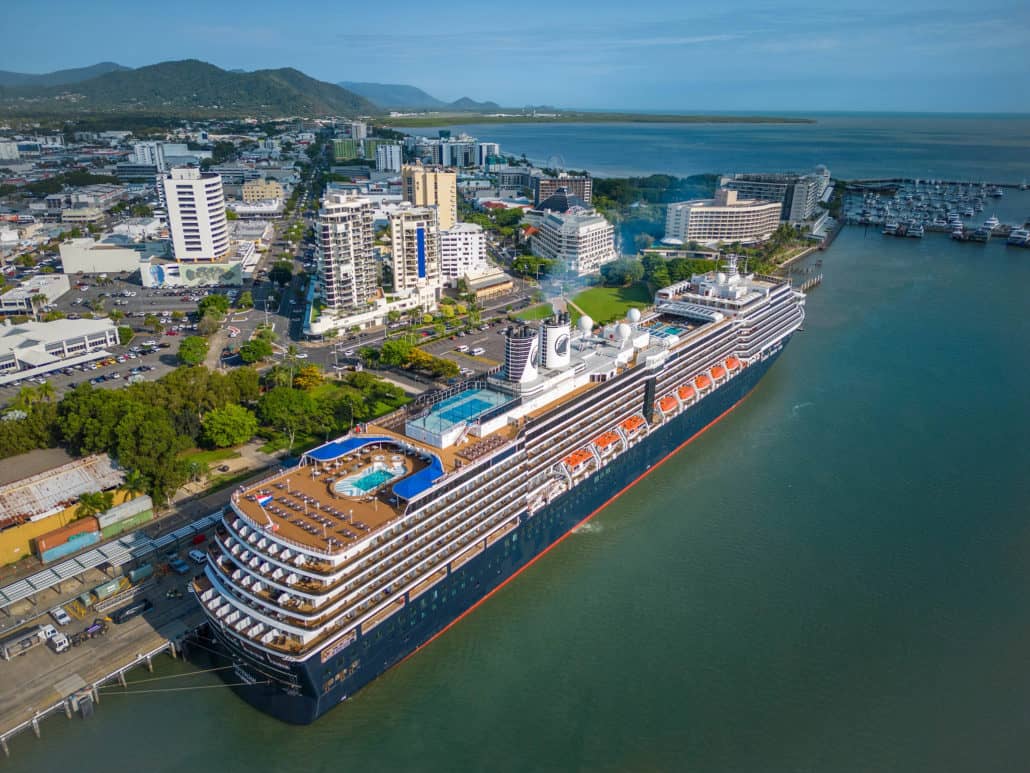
[
  {"left": 720, "top": 167, "right": 831, "bottom": 223},
  {"left": 318, "top": 193, "right": 377, "bottom": 312},
  {"left": 60, "top": 237, "right": 150, "bottom": 274},
  {"left": 0, "top": 142, "right": 19, "bottom": 161},
  {"left": 375, "top": 142, "right": 403, "bottom": 173},
  {"left": 401, "top": 163, "right": 457, "bottom": 230},
  {"left": 348, "top": 121, "right": 368, "bottom": 140},
  {"left": 162, "top": 167, "right": 231, "bottom": 263},
  {"left": 389, "top": 205, "right": 442, "bottom": 303},
  {"left": 132, "top": 142, "right": 167, "bottom": 172},
  {"left": 0, "top": 274, "right": 71, "bottom": 315},
  {"left": 241, "top": 178, "right": 285, "bottom": 203},
  {"left": 439, "top": 223, "right": 488, "bottom": 280},
  {"left": 0, "top": 318, "right": 120, "bottom": 384},
  {"left": 531, "top": 210, "right": 617, "bottom": 277},
  {"left": 664, "top": 189, "right": 782, "bottom": 246}
]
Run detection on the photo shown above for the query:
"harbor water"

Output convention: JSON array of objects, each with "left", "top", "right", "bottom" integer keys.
[{"left": 5, "top": 118, "right": 1030, "bottom": 771}]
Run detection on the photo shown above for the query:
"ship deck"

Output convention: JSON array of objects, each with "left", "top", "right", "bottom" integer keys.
[{"left": 232, "top": 444, "right": 428, "bottom": 555}]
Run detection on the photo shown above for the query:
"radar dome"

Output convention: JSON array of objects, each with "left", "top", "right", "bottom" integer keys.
[
  {"left": 627, "top": 308, "right": 641, "bottom": 324},
  {"left": 577, "top": 315, "right": 594, "bottom": 334},
  {"left": 717, "top": 272, "right": 727, "bottom": 284},
  {"left": 616, "top": 323, "right": 632, "bottom": 340}
]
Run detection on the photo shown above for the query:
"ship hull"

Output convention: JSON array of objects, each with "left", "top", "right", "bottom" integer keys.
[{"left": 197, "top": 342, "right": 788, "bottom": 724}]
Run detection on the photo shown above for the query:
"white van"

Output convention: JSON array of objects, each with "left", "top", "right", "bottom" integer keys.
[
  {"left": 456, "top": 344, "right": 469, "bottom": 353},
  {"left": 471, "top": 347, "right": 486, "bottom": 356}
]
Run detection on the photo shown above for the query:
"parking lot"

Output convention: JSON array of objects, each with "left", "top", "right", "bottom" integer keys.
[{"left": 420, "top": 319, "right": 509, "bottom": 375}]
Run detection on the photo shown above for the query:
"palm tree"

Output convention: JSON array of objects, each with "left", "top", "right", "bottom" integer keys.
[
  {"left": 29, "top": 293, "right": 48, "bottom": 321},
  {"left": 109, "top": 308, "right": 124, "bottom": 323},
  {"left": 36, "top": 380, "right": 55, "bottom": 403},
  {"left": 75, "top": 490, "right": 114, "bottom": 519},
  {"left": 12, "top": 385, "right": 40, "bottom": 411},
  {"left": 284, "top": 344, "right": 299, "bottom": 381},
  {"left": 122, "top": 469, "right": 147, "bottom": 500}
]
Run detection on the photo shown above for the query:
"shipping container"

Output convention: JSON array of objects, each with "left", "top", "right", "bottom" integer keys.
[
  {"left": 35, "top": 517, "right": 100, "bottom": 555},
  {"left": 100, "top": 508, "right": 154, "bottom": 539},
  {"left": 91, "top": 577, "right": 124, "bottom": 602},
  {"left": 40, "top": 531, "right": 100, "bottom": 564},
  {"left": 128, "top": 563, "right": 153, "bottom": 584},
  {"left": 96, "top": 496, "right": 154, "bottom": 530}
]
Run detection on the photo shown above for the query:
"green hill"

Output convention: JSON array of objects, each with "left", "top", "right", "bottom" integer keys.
[
  {"left": 0, "top": 61, "right": 129, "bottom": 88},
  {"left": 0, "top": 60, "right": 378, "bottom": 117},
  {"left": 339, "top": 81, "right": 447, "bottom": 110}
]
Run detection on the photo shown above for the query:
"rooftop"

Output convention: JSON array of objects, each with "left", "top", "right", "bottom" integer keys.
[
  {"left": 0, "top": 452, "right": 122, "bottom": 527},
  {"left": 0, "top": 318, "right": 117, "bottom": 355}
]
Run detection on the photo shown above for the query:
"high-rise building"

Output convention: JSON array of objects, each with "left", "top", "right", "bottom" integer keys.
[
  {"left": 389, "top": 206, "right": 442, "bottom": 303},
  {"left": 132, "top": 142, "right": 167, "bottom": 173},
  {"left": 477, "top": 142, "right": 501, "bottom": 168},
  {"left": 533, "top": 172, "right": 592, "bottom": 206},
  {"left": 440, "top": 223, "right": 488, "bottom": 279},
  {"left": 162, "top": 167, "right": 231, "bottom": 263},
  {"left": 664, "top": 189, "right": 782, "bottom": 246},
  {"left": 531, "top": 210, "right": 617, "bottom": 277},
  {"left": 719, "top": 168, "right": 831, "bottom": 223},
  {"left": 241, "top": 179, "right": 285, "bottom": 203},
  {"left": 375, "top": 142, "right": 403, "bottom": 173},
  {"left": 318, "top": 193, "right": 377, "bottom": 312},
  {"left": 348, "top": 121, "right": 368, "bottom": 140},
  {"left": 401, "top": 163, "right": 457, "bottom": 230}
]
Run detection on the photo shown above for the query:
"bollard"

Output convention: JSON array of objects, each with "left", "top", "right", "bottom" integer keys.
[
  {"left": 31, "top": 716, "right": 40, "bottom": 739},
  {"left": 146, "top": 654, "right": 153, "bottom": 672},
  {"left": 118, "top": 670, "right": 127, "bottom": 688}
]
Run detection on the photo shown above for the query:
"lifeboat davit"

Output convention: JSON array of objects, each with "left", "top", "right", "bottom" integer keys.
[
  {"left": 677, "top": 385, "right": 695, "bottom": 402},
  {"left": 726, "top": 356, "right": 741, "bottom": 371},
  {"left": 694, "top": 374, "right": 711, "bottom": 390},
  {"left": 658, "top": 395, "right": 678, "bottom": 413},
  {"left": 711, "top": 365, "right": 727, "bottom": 380}
]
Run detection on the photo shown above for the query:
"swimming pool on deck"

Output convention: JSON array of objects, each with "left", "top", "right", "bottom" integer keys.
[{"left": 408, "top": 388, "right": 512, "bottom": 434}]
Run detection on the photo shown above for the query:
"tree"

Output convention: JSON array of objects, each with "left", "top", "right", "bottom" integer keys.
[
  {"left": 178, "top": 336, "right": 210, "bottom": 366},
  {"left": 600, "top": 258, "right": 645, "bottom": 286},
  {"left": 227, "top": 367, "right": 261, "bottom": 403},
  {"left": 293, "top": 365, "right": 324, "bottom": 391},
  {"left": 201, "top": 404, "right": 259, "bottom": 448},
  {"left": 29, "top": 293, "right": 48, "bottom": 321},
  {"left": 76, "top": 490, "right": 114, "bottom": 519},
  {"left": 239, "top": 337, "right": 274, "bottom": 364},
  {"left": 237, "top": 290, "right": 253, "bottom": 310},
  {"left": 36, "top": 380, "right": 56, "bottom": 403},
  {"left": 171, "top": 310, "right": 186, "bottom": 321},
  {"left": 143, "top": 314, "right": 162, "bottom": 333},
  {"left": 197, "top": 294, "right": 230, "bottom": 318},
  {"left": 109, "top": 308, "right": 125, "bottom": 323},
  {"left": 122, "top": 468, "right": 148, "bottom": 500},
  {"left": 258, "top": 387, "right": 318, "bottom": 452},
  {"left": 269, "top": 261, "right": 293, "bottom": 287},
  {"left": 118, "top": 326, "right": 134, "bottom": 346},
  {"left": 380, "top": 339, "right": 413, "bottom": 367}
]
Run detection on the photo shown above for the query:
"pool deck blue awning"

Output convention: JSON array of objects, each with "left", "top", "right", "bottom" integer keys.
[
  {"left": 305, "top": 436, "right": 394, "bottom": 462},
  {"left": 393, "top": 456, "right": 445, "bottom": 501}
]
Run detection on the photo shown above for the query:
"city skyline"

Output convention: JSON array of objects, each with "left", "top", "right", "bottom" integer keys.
[{"left": 1, "top": 0, "right": 1028, "bottom": 113}]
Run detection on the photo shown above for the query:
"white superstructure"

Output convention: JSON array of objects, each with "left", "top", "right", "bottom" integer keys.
[
  {"left": 531, "top": 209, "right": 617, "bottom": 276},
  {"left": 664, "top": 189, "right": 782, "bottom": 246}
]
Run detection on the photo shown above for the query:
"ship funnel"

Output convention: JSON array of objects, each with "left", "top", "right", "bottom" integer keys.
[
  {"left": 504, "top": 324, "right": 539, "bottom": 384},
  {"left": 541, "top": 311, "right": 572, "bottom": 370}
]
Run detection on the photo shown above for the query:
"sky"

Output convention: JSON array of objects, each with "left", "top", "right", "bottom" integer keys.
[{"left": 2, "top": 0, "right": 1029, "bottom": 112}]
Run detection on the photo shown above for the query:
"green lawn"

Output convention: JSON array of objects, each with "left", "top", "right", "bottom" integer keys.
[
  {"left": 571, "top": 283, "right": 652, "bottom": 324},
  {"left": 179, "top": 448, "right": 242, "bottom": 466},
  {"left": 515, "top": 303, "right": 556, "bottom": 321}
]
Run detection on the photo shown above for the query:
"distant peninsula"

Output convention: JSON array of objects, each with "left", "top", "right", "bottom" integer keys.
[{"left": 381, "top": 111, "right": 816, "bottom": 127}]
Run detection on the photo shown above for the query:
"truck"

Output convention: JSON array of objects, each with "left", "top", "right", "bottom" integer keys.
[
  {"left": 41, "top": 625, "right": 70, "bottom": 654},
  {"left": 110, "top": 598, "right": 153, "bottom": 624},
  {"left": 0, "top": 626, "right": 47, "bottom": 661}
]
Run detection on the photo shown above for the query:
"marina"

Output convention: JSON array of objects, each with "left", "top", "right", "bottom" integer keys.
[{"left": 843, "top": 178, "right": 1030, "bottom": 247}]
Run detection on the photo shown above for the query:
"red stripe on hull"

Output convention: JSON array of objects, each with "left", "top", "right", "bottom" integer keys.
[{"left": 397, "top": 388, "right": 754, "bottom": 668}]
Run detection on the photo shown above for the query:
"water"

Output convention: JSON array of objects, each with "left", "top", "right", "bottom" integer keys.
[
  {"left": 7, "top": 121, "right": 1030, "bottom": 771},
  {"left": 404, "top": 114, "right": 1030, "bottom": 182},
  {"left": 352, "top": 468, "right": 394, "bottom": 492}
]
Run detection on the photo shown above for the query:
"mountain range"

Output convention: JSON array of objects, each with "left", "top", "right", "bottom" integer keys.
[
  {"left": 0, "top": 61, "right": 129, "bottom": 88},
  {"left": 0, "top": 60, "right": 377, "bottom": 117},
  {"left": 339, "top": 81, "right": 499, "bottom": 112}
]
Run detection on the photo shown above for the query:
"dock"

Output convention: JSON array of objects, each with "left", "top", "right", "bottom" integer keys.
[{"left": 0, "top": 575, "right": 207, "bottom": 758}]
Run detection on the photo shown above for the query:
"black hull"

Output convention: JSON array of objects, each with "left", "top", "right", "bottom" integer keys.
[{"left": 197, "top": 343, "right": 787, "bottom": 724}]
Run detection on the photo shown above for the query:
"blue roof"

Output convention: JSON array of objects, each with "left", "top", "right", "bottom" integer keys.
[
  {"left": 393, "top": 455, "right": 445, "bottom": 501},
  {"left": 305, "top": 436, "right": 394, "bottom": 462}
]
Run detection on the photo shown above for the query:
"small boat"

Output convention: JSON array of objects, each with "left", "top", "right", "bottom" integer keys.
[
  {"left": 984, "top": 215, "right": 1000, "bottom": 230},
  {"left": 1006, "top": 228, "right": 1029, "bottom": 246},
  {"left": 882, "top": 221, "right": 899, "bottom": 235},
  {"left": 907, "top": 223, "right": 924, "bottom": 238},
  {"left": 970, "top": 226, "right": 992, "bottom": 243}
]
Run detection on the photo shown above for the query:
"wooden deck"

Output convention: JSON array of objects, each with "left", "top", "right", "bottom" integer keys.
[{"left": 233, "top": 442, "right": 427, "bottom": 555}]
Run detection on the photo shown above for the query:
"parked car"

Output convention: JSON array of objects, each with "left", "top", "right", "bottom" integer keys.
[
  {"left": 188, "top": 549, "right": 207, "bottom": 565},
  {"left": 49, "top": 607, "right": 72, "bottom": 626}
]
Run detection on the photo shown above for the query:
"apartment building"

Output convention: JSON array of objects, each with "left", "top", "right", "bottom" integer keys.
[{"left": 664, "top": 189, "right": 782, "bottom": 246}]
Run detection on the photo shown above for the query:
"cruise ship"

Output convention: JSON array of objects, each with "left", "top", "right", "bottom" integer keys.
[{"left": 192, "top": 257, "right": 806, "bottom": 724}]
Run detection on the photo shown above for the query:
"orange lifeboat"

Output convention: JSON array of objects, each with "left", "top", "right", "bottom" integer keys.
[
  {"left": 677, "top": 385, "right": 695, "bottom": 402},
  {"left": 694, "top": 374, "right": 711, "bottom": 390},
  {"left": 620, "top": 415, "right": 646, "bottom": 434},
  {"left": 658, "top": 395, "right": 678, "bottom": 414},
  {"left": 711, "top": 365, "right": 727, "bottom": 380},
  {"left": 725, "top": 356, "right": 741, "bottom": 371},
  {"left": 563, "top": 448, "right": 594, "bottom": 469},
  {"left": 593, "top": 431, "right": 621, "bottom": 451}
]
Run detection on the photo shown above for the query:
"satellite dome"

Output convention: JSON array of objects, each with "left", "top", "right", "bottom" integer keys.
[
  {"left": 717, "top": 272, "right": 727, "bottom": 284},
  {"left": 577, "top": 315, "right": 594, "bottom": 334},
  {"left": 627, "top": 308, "right": 641, "bottom": 323},
  {"left": 616, "top": 323, "right": 632, "bottom": 340}
]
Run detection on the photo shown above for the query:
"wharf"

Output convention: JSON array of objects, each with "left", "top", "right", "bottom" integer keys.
[{"left": 0, "top": 568, "right": 206, "bottom": 758}]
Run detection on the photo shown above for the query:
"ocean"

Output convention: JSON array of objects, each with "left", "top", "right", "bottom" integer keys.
[
  {"left": 404, "top": 113, "right": 1030, "bottom": 183},
  {"left": 5, "top": 116, "right": 1030, "bottom": 772}
]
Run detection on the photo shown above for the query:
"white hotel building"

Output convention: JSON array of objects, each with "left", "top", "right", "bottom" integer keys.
[
  {"left": 531, "top": 210, "right": 617, "bottom": 277},
  {"left": 162, "top": 168, "right": 231, "bottom": 263},
  {"left": 664, "top": 189, "right": 782, "bottom": 247},
  {"left": 439, "top": 223, "right": 488, "bottom": 280}
]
